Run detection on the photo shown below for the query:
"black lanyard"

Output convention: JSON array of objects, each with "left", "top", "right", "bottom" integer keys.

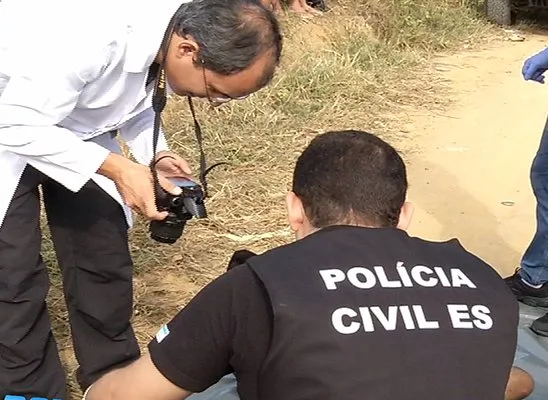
[{"left": 149, "top": 4, "right": 226, "bottom": 199}]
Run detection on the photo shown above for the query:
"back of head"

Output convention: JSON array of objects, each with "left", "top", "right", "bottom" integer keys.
[
  {"left": 173, "top": 0, "right": 283, "bottom": 85},
  {"left": 292, "top": 130, "right": 408, "bottom": 228}
]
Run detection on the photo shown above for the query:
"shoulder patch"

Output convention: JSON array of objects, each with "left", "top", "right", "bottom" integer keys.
[{"left": 155, "top": 324, "right": 170, "bottom": 343}]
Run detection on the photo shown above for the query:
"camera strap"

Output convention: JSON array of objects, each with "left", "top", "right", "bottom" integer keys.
[{"left": 149, "top": 5, "right": 225, "bottom": 198}]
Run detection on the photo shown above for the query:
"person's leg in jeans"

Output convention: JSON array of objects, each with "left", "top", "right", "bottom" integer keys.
[
  {"left": 187, "top": 374, "right": 239, "bottom": 400},
  {"left": 0, "top": 166, "right": 67, "bottom": 399},
  {"left": 521, "top": 119, "right": 548, "bottom": 287},
  {"left": 506, "top": 114, "right": 548, "bottom": 335},
  {"left": 42, "top": 177, "right": 141, "bottom": 392}
]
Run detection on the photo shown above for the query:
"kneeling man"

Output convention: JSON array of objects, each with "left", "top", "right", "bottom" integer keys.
[{"left": 85, "top": 130, "right": 533, "bottom": 400}]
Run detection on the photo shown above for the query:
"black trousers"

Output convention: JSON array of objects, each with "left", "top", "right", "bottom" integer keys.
[{"left": 0, "top": 166, "right": 141, "bottom": 399}]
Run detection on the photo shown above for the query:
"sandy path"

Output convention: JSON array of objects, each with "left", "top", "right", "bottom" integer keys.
[{"left": 405, "top": 32, "right": 548, "bottom": 277}]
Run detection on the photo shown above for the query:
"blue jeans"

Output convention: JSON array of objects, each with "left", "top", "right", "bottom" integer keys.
[
  {"left": 187, "top": 375, "right": 239, "bottom": 400},
  {"left": 520, "top": 116, "right": 548, "bottom": 286}
]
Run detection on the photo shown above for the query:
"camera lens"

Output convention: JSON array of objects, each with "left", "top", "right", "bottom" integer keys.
[{"left": 149, "top": 217, "right": 186, "bottom": 244}]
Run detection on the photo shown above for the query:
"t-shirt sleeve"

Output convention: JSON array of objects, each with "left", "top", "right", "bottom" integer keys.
[{"left": 147, "top": 264, "right": 264, "bottom": 393}]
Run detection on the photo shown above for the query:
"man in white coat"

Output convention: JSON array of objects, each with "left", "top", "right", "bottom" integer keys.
[{"left": 0, "top": 0, "right": 282, "bottom": 398}]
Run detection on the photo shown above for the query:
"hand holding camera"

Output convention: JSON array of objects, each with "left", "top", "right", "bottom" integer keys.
[
  {"left": 154, "top": 150, "right": 194, "bottom": 180},
  {"left": 99, "top": 150, "right": 208, "bottom": 244},
  {"left": 149, "top": 175, "right": 207, "bottom": 244},
  {"left": 149, "top": 151, "right": 208, "bottom": 244},
  {"left": 98, "top": 153, "right": 183, "bottom": 221}
]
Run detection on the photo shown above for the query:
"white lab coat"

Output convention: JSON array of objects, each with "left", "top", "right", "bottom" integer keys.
[{"left": 0, "top": 0, "right": 189, "bottom": 229}]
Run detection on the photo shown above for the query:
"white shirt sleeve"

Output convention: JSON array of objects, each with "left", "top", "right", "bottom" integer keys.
[
  {"left": 0, "top": 44, "right": 113, "bottom": 193},
  {"left": 118, "top": 107, "right": 169, "bottom": 166}
]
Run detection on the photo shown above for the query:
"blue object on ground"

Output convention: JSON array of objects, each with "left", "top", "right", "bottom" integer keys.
[{"left": 514, "top": 303, "right": 548, "bottom": 400}]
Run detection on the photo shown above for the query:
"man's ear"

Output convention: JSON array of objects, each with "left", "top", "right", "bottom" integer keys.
[
  {"left": 286, "top": 191, "right": 305, "bottom": 233},
  {"left": 172, "top": 33, "right": 200, "bottom": 60},
  {"left": 396, "top": 201, "right": 414, "bottom": 231}
]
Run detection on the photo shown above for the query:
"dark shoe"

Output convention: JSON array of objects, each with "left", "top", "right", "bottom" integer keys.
[
  {"left": 530, "top": 313, "right": 548, "bottom": 337},
  {"left": 505, "top": 269, "right": 548, "bottom": 308}
]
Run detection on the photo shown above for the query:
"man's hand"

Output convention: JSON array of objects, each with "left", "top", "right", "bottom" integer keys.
[
  {"left": 522, "top": 48, "right": 548, "bottom": 84},
  {"left": 98, "top": 153, "right": 183, "bottom": 221},
  {"left": 154, "top": 150, "right": 194, "bottom": 179},
  {"left": 84, "top": 354, "right": 192, "bottom": 400}
]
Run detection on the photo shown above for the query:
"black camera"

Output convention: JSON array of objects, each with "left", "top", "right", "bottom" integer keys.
[{"left": 149, "top": 178, "right": 207, "bottom": 244}]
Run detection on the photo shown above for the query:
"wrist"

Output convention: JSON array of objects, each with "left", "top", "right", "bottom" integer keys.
[
  {"left": 98, "top": 153, "right": 132, "bottom": 181},
  {"left": 154, "top": 150, "right": 171, "bottom": 159}
]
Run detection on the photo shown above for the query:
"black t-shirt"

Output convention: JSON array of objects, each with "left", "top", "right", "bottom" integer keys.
[
  {"left": 148, "top": 226, "right": 518, "bottom": 399},
  {"left": 148, "top": 262, "right": 272, "bottom": 399}
]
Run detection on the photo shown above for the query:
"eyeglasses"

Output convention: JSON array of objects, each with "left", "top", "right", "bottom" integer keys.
[{"left": 201, "top": 62, "right": 249, "bottom": 107}]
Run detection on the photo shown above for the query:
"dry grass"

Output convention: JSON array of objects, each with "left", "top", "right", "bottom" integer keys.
[{"left": 40, "top": 0, "right": 499, "bottom": 397}]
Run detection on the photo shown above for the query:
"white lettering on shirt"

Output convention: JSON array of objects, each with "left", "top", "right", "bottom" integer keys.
[{"left": 321, "top": 262, "right": 493, "bottom": 335}]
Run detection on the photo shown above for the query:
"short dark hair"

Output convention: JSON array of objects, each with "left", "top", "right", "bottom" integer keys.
[
  {"left": 292, "top": 130, "right": 408, "bottom": 228},
  {"left": 173, "top": 0, "right": 282, "bottom": 85}
]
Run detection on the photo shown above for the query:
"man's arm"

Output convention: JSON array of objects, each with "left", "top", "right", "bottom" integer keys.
[
  {"left": 0, "top": 39, "right": 115, "bottom": 192},
  {"left": 84, "top": 353, "right": 192, "bottom": 400},
  {"left": 118, "top": 107, "right": 170, "bottom": 166},
  {"left": 84, "top": 265, "right": 265, "bottom": 400}
]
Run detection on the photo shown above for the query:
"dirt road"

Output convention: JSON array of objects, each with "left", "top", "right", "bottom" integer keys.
[{"left": 404, "top": 32, "right": 548, "bottom": 278}]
